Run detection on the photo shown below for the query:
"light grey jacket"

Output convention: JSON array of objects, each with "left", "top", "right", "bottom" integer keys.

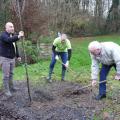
[{"left": 90, "top": 42, "right": 120, "bottom": 80}]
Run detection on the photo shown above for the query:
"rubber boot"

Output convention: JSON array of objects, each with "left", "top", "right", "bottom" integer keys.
[
  {"left": 61, "top": 69, "right": 66, "bottom": 81},
  {"left": 3, "top": 78, "right": 12, "bottom": 97},
  {"left": 47, "top": 69, "right": 53, "bottom": 83},
  {"left": 9, "top": 79, "right": 18, "bottom": 92}
]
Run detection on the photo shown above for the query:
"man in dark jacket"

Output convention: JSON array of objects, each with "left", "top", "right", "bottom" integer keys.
[{"left": 0, "top": 22, "right": 24, "bottom": 97}]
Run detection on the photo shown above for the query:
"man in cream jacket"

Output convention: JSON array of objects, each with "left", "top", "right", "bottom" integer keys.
[{"left": 88, "top": 41, "right": 120, "bottom": 100}]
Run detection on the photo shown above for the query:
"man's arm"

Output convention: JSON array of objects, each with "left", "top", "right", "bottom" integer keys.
[
  {"left": 90, "top": 54, "right": 99, "bottom": 80},
  {"left": 68, "top": 49, "right": 72, "bottom": 61},
  {"left": 52, "top": 45, "right": 58, "bottom": 55},
  {"left": 66, "top": 39, "right": 72, "bottom": 61},
  {"left": 1, "top": 31, "right": 24, "bottom": 43},
  {"left": 112, "top": 49, "right": 120, "bottom": 76},
  {"left": 15, "top": 42, "right": 20, "bottom": 58},
  {"left": 1, "top": 33, "right": 19, "bottom": 43}
]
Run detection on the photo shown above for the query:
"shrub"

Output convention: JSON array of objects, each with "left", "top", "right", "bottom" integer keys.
[
  {"left": 18, "top": 40, "right": 38, "bottom": 64},
  {"left": 38, "top": 35, "right": 54, "bottom": 44}
]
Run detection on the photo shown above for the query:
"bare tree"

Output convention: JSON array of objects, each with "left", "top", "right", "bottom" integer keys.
[
  {"left": 106, "top": 0, "right": 120, "bottom": 32},
  {"left": 2, "top": 0, "right": 119, "bottom": 36}
]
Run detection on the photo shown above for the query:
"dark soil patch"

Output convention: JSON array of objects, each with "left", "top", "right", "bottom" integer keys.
[{"left": 0, "top": 80, "right": 119, "bottom": 120}]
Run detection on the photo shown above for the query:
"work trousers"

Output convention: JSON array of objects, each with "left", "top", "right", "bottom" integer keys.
[
  {"left": 0, "top": 56, "right": 15, "bottom": 91},
  {"left": 49, "top": 52, "right": 68, "bottom": 80},
  {"left": 99, "top": 64, "right": 116, "bottom": 95}
]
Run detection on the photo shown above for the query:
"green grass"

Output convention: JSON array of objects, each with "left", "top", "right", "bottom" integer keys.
[{"left": 0, "top": 34, "right": 120, "bottom": 86}]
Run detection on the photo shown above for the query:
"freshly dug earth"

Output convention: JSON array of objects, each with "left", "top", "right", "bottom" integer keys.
[{"left": 0, "top": 80, "right": 119, "bottom": 120}]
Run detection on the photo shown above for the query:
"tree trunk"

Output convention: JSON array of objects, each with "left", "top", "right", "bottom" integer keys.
[{"left": 106, "top": 0, "right": 120, "bottom": 32}]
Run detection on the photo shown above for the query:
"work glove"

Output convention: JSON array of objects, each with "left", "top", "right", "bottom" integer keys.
[
  {"left": 55, "top": 55, "right": 59, "bottom": 60},
  {"left": 65, "top": 61, "right": 69, "bottom": 68},
  {"left": 115, "top": 74, "right": 120, "bottom": 80},
  {"left": 91, "top": 79, "right": 97, "bottom": 87},
  {"left": 18, "top": 31, "right": 24, "bottom": 38}
]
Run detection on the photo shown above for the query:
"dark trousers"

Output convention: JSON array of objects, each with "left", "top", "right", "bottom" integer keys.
[
  {"left": 49, "top": 52, "right": 68, "bottom": 79},
  {"left": 99, "top": 64, "right": 116, "bottom": 95}
]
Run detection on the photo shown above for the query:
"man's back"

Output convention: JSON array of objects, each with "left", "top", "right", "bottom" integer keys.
[{"left": 91, "top": 42, "right": 120, "bottom": 65}]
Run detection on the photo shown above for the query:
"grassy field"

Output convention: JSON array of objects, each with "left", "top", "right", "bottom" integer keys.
[{"left": 0, "top": 34, "right": 120, "bottom": 86}]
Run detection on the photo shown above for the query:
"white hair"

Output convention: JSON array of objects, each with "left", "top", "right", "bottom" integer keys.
[{"left": 88, "top": 41, "right": 101, "bottom": 51}]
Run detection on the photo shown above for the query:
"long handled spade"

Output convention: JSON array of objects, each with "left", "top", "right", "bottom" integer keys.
[
  {"left": 57, "top": 59, "right": 88, "bottom": 81},
  {"left": 57, "top": 59, "right": 77, "bottom": 77}
]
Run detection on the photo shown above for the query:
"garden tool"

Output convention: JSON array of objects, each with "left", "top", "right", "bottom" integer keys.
[
  {"left": 57, "top": 59, "right": 78, "bottom": 79},
  {"left": 72, "top": 80, "right": 107, "bottom": 94}
]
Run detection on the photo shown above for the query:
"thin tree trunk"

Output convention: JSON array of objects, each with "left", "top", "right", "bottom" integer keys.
[{"left": 106, "top": 0, "right": 120, "bottom": 32}]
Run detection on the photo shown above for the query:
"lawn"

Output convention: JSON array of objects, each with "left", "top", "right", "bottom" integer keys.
[{"left": 0, "top": 34, "right": 120, "bottom": 85}]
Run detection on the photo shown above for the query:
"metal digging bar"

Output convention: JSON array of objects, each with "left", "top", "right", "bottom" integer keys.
[
  {"left": 72, "top": 80, "right": 107, "bottom": 94},
  {"left": 16, "top": 0, "right": 32, "bottom": 104}
]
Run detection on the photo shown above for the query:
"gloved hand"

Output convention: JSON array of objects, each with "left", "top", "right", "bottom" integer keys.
[
  {"left": 91, "top": 79, "right": 97, "bottom": 87},
  {"left": 115, "top": 74, "right": 120, "bottom": 80},
  {"left": 18, "top": 31, "right": 24, "bottom": 38},
  {"left": 55, "top": 55, "right": 59, "bottom": 60},
  {"left": 65, "top": 61, "right": 69, "bottom": 68}
]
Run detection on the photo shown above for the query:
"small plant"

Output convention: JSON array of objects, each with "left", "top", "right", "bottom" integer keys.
[{"left": 18, "top": 40, "right": 38, "bottom": 64}]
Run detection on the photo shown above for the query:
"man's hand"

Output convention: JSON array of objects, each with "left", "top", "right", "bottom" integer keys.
[
  {"left": 17, "top": 57, "right": 21, "bottom": 62},
  {"left": 65, "top": 61, "right": 69, "bottom": 68},
  {"left": 55, "top": 55, "right": 59, "bottom": 60},
  {"left": 115, "top": 74, "right": 120, "bottom": 80},
  {"left": 18, "top": 31, "right": 24, "bottom": 38},
  {"left": 91, "top": 79, "right": 97, "bottom": 87}
]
